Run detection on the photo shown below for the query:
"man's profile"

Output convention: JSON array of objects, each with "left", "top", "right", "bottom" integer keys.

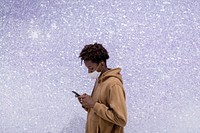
[{"left": 77, "top": 43, "right": 127, "bottom": 133}]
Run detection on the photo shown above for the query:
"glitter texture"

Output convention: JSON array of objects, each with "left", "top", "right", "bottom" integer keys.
[{"left": 0, "top": 0, "right": 200, "bottom": 133}]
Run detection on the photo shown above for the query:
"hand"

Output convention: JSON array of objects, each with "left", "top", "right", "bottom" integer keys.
[
  {"left": 78, "top": 94, "right": 95, "bottom": 109},
  {"left": 77, "top": 94, "right": 83, "bottom": 104},
  {"left": 77, "top": 94, "right": 87, "bottom": 111}
]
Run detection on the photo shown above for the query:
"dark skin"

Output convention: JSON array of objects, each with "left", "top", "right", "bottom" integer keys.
[{"left": 78, "top": 60, "right": 108, "bottom": 109}]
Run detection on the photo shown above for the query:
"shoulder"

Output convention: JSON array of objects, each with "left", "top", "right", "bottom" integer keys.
[{"left": 105, "top": 76, "right": 122, "bottom": 86}]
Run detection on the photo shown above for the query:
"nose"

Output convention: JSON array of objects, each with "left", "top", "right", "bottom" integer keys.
[{"left": 88, "top": 69, "right": 94, "bottom": 73}]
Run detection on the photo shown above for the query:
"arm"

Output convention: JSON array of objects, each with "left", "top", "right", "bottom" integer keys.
[{"left": 93, "top": 84, "right": 127, "bottom": 127}]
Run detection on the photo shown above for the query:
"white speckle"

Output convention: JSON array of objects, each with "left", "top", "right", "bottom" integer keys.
[{"left": 30, "top": 31, "right": 39, "bottom": 39}]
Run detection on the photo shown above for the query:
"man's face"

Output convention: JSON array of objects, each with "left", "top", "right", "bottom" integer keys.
[{"left": 84, "top": 60, "right": 100, "bottom": 73}]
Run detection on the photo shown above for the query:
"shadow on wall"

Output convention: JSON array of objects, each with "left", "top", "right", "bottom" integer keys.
[{"left": 60, "top": 116, "right": 85, "bottom": 133}]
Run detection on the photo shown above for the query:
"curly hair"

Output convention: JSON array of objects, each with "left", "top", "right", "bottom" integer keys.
[{"left": 79, "top": 43, "right": 109, "bottom": 64}]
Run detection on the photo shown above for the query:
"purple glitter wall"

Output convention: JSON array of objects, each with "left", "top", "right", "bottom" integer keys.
[{"left": 0, "top": 0, "right": 200, "bottom": 133}]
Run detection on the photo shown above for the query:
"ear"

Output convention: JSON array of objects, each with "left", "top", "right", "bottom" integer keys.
[
  {"left": 100, "top": 61, "right": 105, "bottom": 67},
  {"left": 97, "top": 62, "right": 104, "bottom": 72},
  {"left": 101, "top": 62, "right": 104, "bottom": 66}
]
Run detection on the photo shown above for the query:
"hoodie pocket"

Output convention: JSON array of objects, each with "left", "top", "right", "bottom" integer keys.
[{"left": 99, "top": 118, "right": 114, "bottom": 133}]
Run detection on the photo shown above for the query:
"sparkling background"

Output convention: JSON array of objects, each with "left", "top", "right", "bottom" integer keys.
[{"left": 0, "top": 0, "right": 200, "bottom": 133}]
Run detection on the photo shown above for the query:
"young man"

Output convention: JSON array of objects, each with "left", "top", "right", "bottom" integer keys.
[{"left": 78, "top": 43, "right": 127, "bottom": 133}]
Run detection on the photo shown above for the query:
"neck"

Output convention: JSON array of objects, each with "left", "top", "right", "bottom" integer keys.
[{"left": 101, "top": 67, "right": 108, "bottom": 74}]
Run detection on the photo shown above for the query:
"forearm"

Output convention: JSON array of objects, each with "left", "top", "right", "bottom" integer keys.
[{"left": 93, "top": 102, "right": 127, "bottom": 127}]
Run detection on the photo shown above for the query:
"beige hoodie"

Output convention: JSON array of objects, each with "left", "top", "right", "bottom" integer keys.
[{"left": 86, "top": 68, "right": 127, "bottom": 133}]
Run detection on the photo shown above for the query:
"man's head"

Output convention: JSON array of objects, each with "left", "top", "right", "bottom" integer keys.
[{"left": 79, "top": 43, "right": 109, "bottom": 73}]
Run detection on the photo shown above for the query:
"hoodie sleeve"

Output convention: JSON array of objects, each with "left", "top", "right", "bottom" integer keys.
[{"left": 92, "top": 84, "right": 127, "bottom": 127}]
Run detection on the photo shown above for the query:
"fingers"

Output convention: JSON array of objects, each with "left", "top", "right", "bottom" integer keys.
[
  {"left": 78, "top": 93, "right": 87, "bottom": 98},
  {"left": 78, "top": 97, "right": 83, "bottom": 104},
  {"left": 77, "top": 94, "right": 87, "bottom": 104},
  {"left": 80, "top": 98, "right": 83, "bottom": 103},
  {"left": 77, "top": 94, "right": 92, "bottom": 109}
]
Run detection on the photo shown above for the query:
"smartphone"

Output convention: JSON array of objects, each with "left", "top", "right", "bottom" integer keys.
[{"left": 72, "top": 91, "right": 80, "bottom": 97}]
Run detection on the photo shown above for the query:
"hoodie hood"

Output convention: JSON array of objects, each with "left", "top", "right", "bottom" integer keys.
[{"left": 98, "top": 68, "right": 123, "bottom": 84}]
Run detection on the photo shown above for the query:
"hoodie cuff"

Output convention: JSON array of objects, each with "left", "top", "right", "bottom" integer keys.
[{"left": 93, "top": 102, "right": 100, "bottom": 112}]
